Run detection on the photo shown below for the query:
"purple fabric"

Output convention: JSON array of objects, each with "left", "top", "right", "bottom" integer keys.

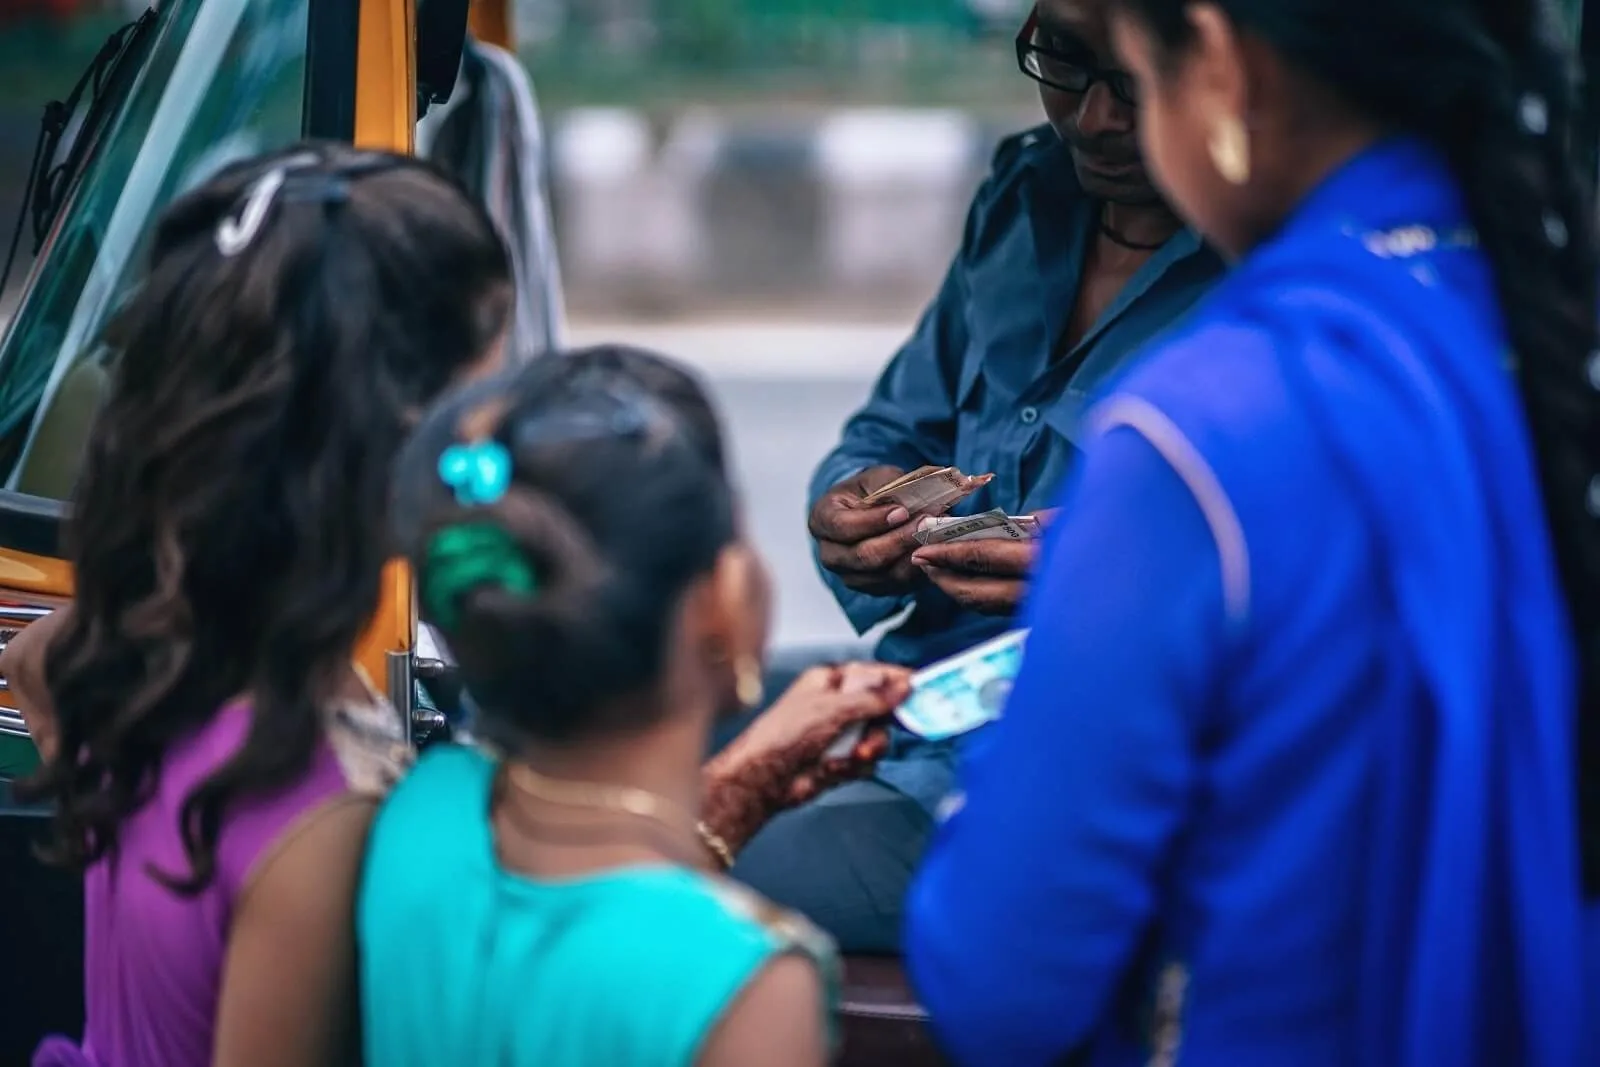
[
  {"left": 33, "top": 702, "right": 350, "bottom": 1067},
  {"left": 31, "top": 1036, "right": 95, "bottom": 1067}
]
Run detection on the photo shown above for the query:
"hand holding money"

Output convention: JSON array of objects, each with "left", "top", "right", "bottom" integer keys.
[
  {"left": 912, "top": 534, "right": 1037, "bottom": 617},
  {"left": 809, "top": 466, "right": 923, "bottom": 595},
  {"left": 811, "top": 465, "right": 980, "bottom": 596},
  {"left": 914, "top": 508, "right": 1041, "bottom": 547},
  {"left": 859, "top": 465, "right": 995, "bottom": 517},
  {"left": 703, "top": 663, "right": 911, "bottom": 852},
  {"left": 827, "top": 631, "right": 1030, "bottom": 763},
  {"left": 811, "top": 464, "right": 1001, "bottom": 596}
]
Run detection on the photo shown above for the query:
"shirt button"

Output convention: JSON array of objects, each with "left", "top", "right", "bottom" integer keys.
[{"left": 1019, "top": 406, "right": 1039, "bottom": 425}]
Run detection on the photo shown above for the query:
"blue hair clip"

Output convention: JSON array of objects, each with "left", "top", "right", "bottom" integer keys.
[{"left": 438, "top": 440, "right": 513, "bottom": 506}]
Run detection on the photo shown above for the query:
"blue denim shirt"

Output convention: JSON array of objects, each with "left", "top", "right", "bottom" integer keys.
[{"left": 809, "top": 125, "right": 1226, "bottom": 669}]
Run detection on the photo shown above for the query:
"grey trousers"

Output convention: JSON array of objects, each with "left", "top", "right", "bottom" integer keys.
[{"left": 723, "top": 646, "right": 952, "bottom": 954}]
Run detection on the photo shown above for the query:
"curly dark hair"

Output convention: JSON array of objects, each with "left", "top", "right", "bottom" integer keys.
[
  {"left": 390, "top": 346, "right": 737, "bottom": 749},
  {"left": 20, "top": 142, "right": 512, "bottom": 892},
  {"left": 1111, "top": 0, "right": 1600, "bottom": 886}
]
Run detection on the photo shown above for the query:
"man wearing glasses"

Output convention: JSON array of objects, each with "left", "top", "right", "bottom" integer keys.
[{"left": 733, "top": 0, "right": 1224, "bottom": 953}]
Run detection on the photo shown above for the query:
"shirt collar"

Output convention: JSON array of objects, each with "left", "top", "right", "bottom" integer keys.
[
  {"left": 1022, "top": 130, "right": 1210, "bottom": 256},
  {"left": 1021, "top": 132, "right": 1215, "bottom": 352}
]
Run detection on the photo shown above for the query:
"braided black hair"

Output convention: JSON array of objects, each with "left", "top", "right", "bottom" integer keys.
[
  {"left": 1113, "top": 0, "right": 1600, "bottom": 888},
  {"left": 392, "top": 346, "right": 739, "bottom": 749}
]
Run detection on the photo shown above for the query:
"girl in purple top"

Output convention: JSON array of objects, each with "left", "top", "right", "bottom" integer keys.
[{"left": 13, "top": 144, "right": 516, "bottom": 1067}]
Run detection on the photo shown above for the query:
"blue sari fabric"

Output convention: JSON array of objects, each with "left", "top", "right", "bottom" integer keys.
[{"left": 905, "top": 139, "right": 1583, "bottom": 1067}]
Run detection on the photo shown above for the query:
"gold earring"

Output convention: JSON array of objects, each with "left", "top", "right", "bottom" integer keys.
[
  {"left": 1208, "top": 115, "right": 1250, "bottom": 185},
  {"left": 734, "top": 655, "right": 764, "bottom": 710}
]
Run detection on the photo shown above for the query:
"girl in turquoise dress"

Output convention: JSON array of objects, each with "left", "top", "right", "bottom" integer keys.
[{"left": 361, "top": 347, "right": 887, "bottom": 1067}]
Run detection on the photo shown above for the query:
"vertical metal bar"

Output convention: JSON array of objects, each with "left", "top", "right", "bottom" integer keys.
[
  {"left": 302, "top": 0, "right": 361, "bottom": 140},
  {"left": 387, "top": 649, "right": 415, "bottom": 746},
  {"left": 1577, "top": 0, "right": 1600, "bottom": 195}
]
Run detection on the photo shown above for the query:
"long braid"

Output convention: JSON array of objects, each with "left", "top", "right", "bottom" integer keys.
[
  {"left": 1119, "top": 0, "right": 1600, "bottom": 892},
  {"left": 1436, "top": 0, "right": 1600, "bottom": 888}
]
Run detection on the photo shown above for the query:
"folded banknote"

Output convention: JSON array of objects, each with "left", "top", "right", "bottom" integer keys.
[
  {"left": 860, "top": 465, "right": 993, "bottom": 516},
  {"left": 914, "top": 508, "right": 1041, "bottom": 546}
]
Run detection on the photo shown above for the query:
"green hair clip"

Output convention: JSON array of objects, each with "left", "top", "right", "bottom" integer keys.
[{"left": 422, "top": 522, "right": 539, "bottom": 630}]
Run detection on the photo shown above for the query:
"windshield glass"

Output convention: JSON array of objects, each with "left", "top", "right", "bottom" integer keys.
[{"left": 0, "top": 0, "right": 308, "bottom": 501}]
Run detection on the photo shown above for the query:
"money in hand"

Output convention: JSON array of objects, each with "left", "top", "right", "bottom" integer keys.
[
  {"left": 860, "top": 465, "right": 995, "bottom": 516},
  {"left": 914, "top": 508, "right": 1040, "bottom": 546},
  {"left": 895, "top": 629, "right": 1029, "bottom": 741}
]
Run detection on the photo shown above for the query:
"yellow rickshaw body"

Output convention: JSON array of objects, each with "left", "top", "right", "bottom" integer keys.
[
  {"left": 0, "top": 0, "right": 521, "bottom": 767},
  {"left": 350, "top": 0, "right": 415, "bottom": 696},
  {"left": 466, "top": 0, "right": 512, "bottom": 51}
]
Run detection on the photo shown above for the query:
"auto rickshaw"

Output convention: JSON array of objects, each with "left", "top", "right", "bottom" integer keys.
[
  {"left": 0, "top": 1, "right": 940, "bottom": 1062},
  {"left": 0, "top": 0, "right": 566, "bottom": 1056},
  {"left": 0, "top": 0, "right": 531, "bottom": 777}
]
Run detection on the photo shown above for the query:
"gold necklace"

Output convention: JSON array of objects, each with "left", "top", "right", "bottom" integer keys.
[{"left": 500, "top": 761, "right": 735, "bottom": 871}]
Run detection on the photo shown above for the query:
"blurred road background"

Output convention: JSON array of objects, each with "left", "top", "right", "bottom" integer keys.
[
  {"left": 568, "top": 321, "right": 897, "bottom": 648},
  {"left": 0, "top": 0, "right": 1045, "bottom": 647}
]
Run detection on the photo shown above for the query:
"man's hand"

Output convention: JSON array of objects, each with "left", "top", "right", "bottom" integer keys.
[
  {"left": 912, "top": 538, "right": 1036, "bottom": 617},
  {"left": 808, "top": 466, "right": 924, "bottom": 597}
]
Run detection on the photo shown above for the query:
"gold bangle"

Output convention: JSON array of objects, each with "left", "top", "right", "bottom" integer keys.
[{"left": 696, "top": 820, "right": 735, "bottom": 871}]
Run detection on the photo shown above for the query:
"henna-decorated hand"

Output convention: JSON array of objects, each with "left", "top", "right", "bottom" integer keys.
[{"left": 700, "top": 663, "right": 911, "bottom": 855}]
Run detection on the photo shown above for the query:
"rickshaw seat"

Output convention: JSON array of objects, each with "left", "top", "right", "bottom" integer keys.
[
  {"left": 837, "top": 955, "right": 948, "bottom": 1066},
  {"left": 14, "top": 358, "right": 107, "bottom": 500},
  {"left": 0, "top": 799, "right": 85, "bottom": 1065}
]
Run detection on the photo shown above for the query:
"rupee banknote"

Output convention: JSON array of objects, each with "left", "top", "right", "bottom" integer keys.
[
  {"left": 914, "top": 508, "right": 1041, "bottom": 546},
  {"left": 821, "top": 630, "right": 1030, "bottom": 759},
  {"left": 895, "top": 629, "right": 1030, "bottom": 741},
  {"left": 860, "top": 465, "right": 994, "bottom": 516}
]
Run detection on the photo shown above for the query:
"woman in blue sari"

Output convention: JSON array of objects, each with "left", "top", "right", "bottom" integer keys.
[{"left": 904, "top": 0, "right": 1600, "bottom": 1064}]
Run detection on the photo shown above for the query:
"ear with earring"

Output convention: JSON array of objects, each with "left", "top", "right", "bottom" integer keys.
[
  {"left": 707, "top": 544, "right": 769, "bottom": 712},
  {"left": 734, "top": 654, "right": 764, "bottom": 711},
  {"left": 1208, "top": 113, "right": 1251, "bottom": 185},
  {"left": 707, "top": 642, "right": 766, "bottom": 712}
]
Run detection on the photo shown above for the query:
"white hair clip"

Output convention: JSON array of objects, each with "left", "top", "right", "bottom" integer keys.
[
  {"left": 214, "top": 166, "right": 289, "bottom": 256},
  {"left": 1587, "top": 350, "right": 1600, "bottom": 391}
]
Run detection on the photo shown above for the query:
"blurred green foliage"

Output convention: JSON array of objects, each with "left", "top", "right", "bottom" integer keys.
[
  {"left": 1562, "top": 0, "right": 1583, "bottom": 38},
  {"left": 0, "top": 13, "right": 129, "bottom": 100},
  {"left": 527, "top": 3, "right": 1032, "bottom": 112},
  {"left": 0, "top": 0, "right": 1589, "bottom": 116},
  {"left": 0, "top": 5, "right": 1034, "bottom": 116}
]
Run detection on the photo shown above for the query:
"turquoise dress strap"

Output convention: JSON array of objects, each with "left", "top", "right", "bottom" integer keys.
[{"left": 358, "top": 745, "right": 839, "bottom": 1067}]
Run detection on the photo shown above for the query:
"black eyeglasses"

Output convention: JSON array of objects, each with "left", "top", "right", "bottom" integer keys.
[{"left": 1015, "top": 10, "right": 1139, "bottom": 107}]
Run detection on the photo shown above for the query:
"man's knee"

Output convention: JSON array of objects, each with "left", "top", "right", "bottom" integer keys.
[{"left": 733, "top": 779, "right": 935, "bottom": 953}]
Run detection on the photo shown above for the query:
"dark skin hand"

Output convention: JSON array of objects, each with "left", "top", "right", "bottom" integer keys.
[
  {"left": 700, "top": 664, "right": 911, "bottom": 854},
  {"left": 808, "top": 466, "right": 925, "bottom": 597},
  {"left": 911, "top": 509, "right": 1060, "bottom": 617},
  {"left": 912, "top": 540, "right": 1035, "bottom": 617}
]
